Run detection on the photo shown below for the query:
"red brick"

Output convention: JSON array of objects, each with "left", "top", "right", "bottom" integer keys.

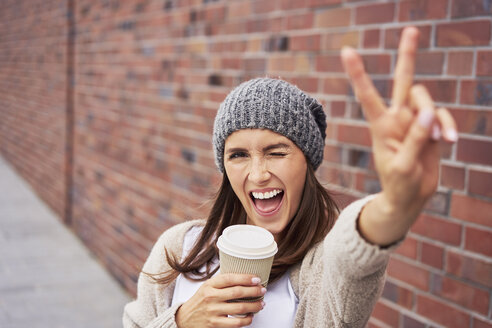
[
  {"left": 354, "top": 170, "right": 380, "bottom": 194},
  {"left": 412, "top": 214, "right": 462, "bottom": 245},
  {"left": 372, "top": 301, "right": 400, "bottom": 327},
  {"left": 451, "top": 0, "right": 492, "bottom": 18},
  {"left": 330, "top": 100, "right": 346, "bottom": 117},
  {"left": 204, "top": 5, "right": 226, "bottom": 22},
  {"left": 437, "top": 20, "right": 491, "bottom": 47},
  {"left": 308, "top": 0, "right": 342, "bottom": 7},
  {"left": 431, "top": 275, "right": 490, "bottom": 314},
  {"left": 355, "top": 3, "right": 395, "bottom": 24},
  {"left": 417, "top": 295, "right": 471, "bottom": 328},
  {"left": 382, "top": 280, "right": 414, "bottom": 309},
  {"left": 468, "top": 169, "right": 492, "bottom": 198},
  {"left": 289, "top": 34, "right": 321, "bottom": 51},
  {"left": 465, "top": 227, "right": 492, "bottom": 257},
  {"left": 243, "top": 58, "right": 266, "bottom": 72},
  {"left": 421, "top": 242, "right": 444, "bottom": 269},
  {"left": 324, "top": 166, "right": 353, "bottom": 189},
  {"left": 323, "top": 144, "right": 343, "bottom": 163},
  {"left": 322, "top": 77, "right": 351, "bottom": 95},
  {"left": 402, "top": 315, "right": 426, "bottom": 328},
  {"left": 316, "top": 54, "right": 344, "bottom": 73},
  {"left": 448, "top": 107, "right": 492, "bottom": 136},
  {"left": 361, "top": 54, "right": 391, "bottom": 74},
  {"left": 385, "top": 25, "right": 432, "bottom": 49},
  {"left": 323, "top": 31, "right": 359, "bottom": 50},
  {"left": 398, "top": 0, "right": 448, "bottom": 21},
  {"left": 286, "top": 12, "right": 314, "bottom": 30},
  {"left": 447, "top": 51, "right": 474, "bottom": 76},
  {"left": 228, "top": 0, "right": 251, "bottom": 18},
  {"left": 423, "top": 191, "right": 450, "bottom": 216},
  {"left": 252, "top": 0, "right": 276, "bottom": 13},
  {"left": 395, "top": 235, "right": 418, "bottom": 259},
  {"left": 247, "top": 17, "right": 283, "bottom": 33},
  {"left": 446, "top": 250, "right": 492, "bottom": 288},
  {"left": 278, "top": 0, "right": 308, "bottom": 10},
  {"left": 477, "top": 51, "right": 492, "bottom": 77},
  {"left": 415, "top": 52, "right": 444, "bottom": 75},
  {"left": 363, "top": 29, "right": 380, "bottom": 48},
  {"left": 268, "top": 55, "right": 303, "bottom": 72},
  {"left": 457, "top": 137, "right": 492, "bottom": 166},
  {"left": 388, "top": 258, "right": 430, "bottom": 290},
  {"left": 414, "top": 79, "right": 456, "bottom": 104},
  {"left": 289, "top": 76, "right": 319, "bottom": 93},
  {"left": 461, "top": 79, "right": 492, "bottom": 106},
  {"left": 366, "top": 321, "right": 379, "bottom": 328},
  {"left": 336, "top": 123, "right": 372, "bottom": 147},
  {"left": 473, "top": 317, "right": 492, "bottom": 328},
  {"left": 315, "top": 7, "right": 351, "bottom": 28},
  {"left": 440, "top": 164, "right": 465, "bottom": 190}
]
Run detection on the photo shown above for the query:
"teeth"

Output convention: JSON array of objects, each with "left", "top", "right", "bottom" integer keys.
[{"left": 252, "top": 189, "right": 282, "bottom": 200}]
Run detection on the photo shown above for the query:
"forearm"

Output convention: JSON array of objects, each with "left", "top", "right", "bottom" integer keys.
[{"left": 357, "top": 192, "right": 422, "bottom": 246}]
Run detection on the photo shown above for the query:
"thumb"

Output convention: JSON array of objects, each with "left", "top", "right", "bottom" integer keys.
[{"left": 396, "top": 109, "right": 435, "bottom": 168}]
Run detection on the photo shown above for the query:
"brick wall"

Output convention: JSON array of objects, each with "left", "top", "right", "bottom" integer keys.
[
  {"left": 1, "top": 0, "right": 491, "bottom": 326},
  {"left": 0, "top": 0, "right": 69, "bottom": 218}
]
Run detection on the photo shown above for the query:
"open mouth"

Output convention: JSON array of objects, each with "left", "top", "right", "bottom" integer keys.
[{"left": 250, "top": 189, "right": 284, "bottom": 216}]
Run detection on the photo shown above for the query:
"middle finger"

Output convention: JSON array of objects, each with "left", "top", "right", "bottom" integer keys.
[
  {"left": 392, "top": 27, "right": 419, "bottom": 110},
  {"left": 219, "top": 285, "right": 266, "bottom": 302}
]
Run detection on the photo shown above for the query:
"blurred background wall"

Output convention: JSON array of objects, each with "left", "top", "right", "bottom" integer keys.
[{"left": 0, "top": 0, "right": 491, "bottom": 327}]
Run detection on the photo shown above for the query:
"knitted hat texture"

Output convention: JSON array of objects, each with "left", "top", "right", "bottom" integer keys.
[{"left": 213, "top": 77, "right": 327, "bottom": 172}]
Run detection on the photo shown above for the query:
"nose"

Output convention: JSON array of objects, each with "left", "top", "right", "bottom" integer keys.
[{"left": 248, "top": 156, "right": 271, "bottom": 184}]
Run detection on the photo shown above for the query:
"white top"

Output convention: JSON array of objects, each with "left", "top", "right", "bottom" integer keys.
[{"left": 171, "top": 226, "right": 298, "bottom": 327}]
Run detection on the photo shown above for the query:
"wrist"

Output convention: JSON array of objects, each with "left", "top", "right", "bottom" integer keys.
[{"left": 358, "top": 193, "right": 414, "bottom": 246}]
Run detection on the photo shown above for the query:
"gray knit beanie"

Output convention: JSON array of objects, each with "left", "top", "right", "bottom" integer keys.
[{"left": 213, "top": 77, "right": 327, "bottom": 172}]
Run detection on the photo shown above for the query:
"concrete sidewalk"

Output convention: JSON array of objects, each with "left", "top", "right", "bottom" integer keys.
[{"left": 0, "top": 156, "right": 131, "bottom": 328}]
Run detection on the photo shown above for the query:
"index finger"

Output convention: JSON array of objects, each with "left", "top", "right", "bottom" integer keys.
[
  {"left": 211, "top": 273, "right": 261, "bottom": 289},
  {"left": 391, "top": 27, "right": 419, "bottom": 109},
  {"left": 341, "top": 47, "right": 386, "bottom": 121}
]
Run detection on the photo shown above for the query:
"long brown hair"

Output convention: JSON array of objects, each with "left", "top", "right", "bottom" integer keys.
[{"left": 147, "top": 164, "right": 338, "bottom": 285}]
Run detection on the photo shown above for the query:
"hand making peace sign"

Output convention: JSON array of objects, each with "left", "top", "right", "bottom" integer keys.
[{"left": 341, "top": 27, "right": 458, "bottom": 246}]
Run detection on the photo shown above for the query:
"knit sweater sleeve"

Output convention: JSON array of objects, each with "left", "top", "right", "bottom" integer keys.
[
  {"left": 293, "top": 195, "right": 401, "bottom": 327},
  {"left": 122, "top": 220, "right": 204, "bottom": 328}
]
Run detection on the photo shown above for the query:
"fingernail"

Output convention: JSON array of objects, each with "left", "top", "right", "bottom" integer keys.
[
  {"left": 432, "top": 125, "right": 441, "bottom": 140},
  {"left": 446, "top": 129, "right": 458, "bottom": 142},
  {"left": 261, "top": 301, "right": 266, "bottom": 309},
  {"left": 252, "top": 277, "right": 261, "bottom": 284},
  {"left": 418, "top": 109, "right": 434, "bottom": 129},
  {"left": 261, "top": 287, "right": 267, "bottom": 295}
]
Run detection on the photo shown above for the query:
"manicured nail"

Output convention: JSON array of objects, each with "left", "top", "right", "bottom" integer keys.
[
  {"left": 341, "top": 46, "right": 353, "bottom": 55},
  {"left": 446, "top": 129, "right": 458, "bottom": 142},
  {"left": 432, "top": 125, "right": 441, "bottom": 140},
  {"left": 261, "top": 301, "right": 266, "bottom": 309},
  {"left": 418, "top": 109, "right": 434, "bottom": 129},
  {"left": 252, "top": 277, "right": 261, "bottom": 284},
  {"left": 261, "top": 287, "right": 267, "bottom": 295}
]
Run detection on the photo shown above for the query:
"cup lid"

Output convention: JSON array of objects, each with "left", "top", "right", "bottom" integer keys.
[{"left": 217, "top": 225, "right": 278, "bottom": 259}]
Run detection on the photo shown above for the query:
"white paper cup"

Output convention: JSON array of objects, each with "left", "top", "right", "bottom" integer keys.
[{"left": 217, "top": 224, "right": 278, "bottom": 306}]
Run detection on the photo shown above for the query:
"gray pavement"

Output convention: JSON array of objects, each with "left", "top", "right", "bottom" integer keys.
[{"left": 0, "top": 156, "right": 131, "bottom": 328}]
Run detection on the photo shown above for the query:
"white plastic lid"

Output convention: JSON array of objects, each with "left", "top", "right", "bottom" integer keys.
[{"left": 217, "top": 225, "right": 278, "bottom": 259}]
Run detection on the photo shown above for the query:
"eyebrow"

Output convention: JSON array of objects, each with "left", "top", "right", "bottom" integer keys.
[{"left": 225, "top": 143, "right": 291, "bottom": 154}]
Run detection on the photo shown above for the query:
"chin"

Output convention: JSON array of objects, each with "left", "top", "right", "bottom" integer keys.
[{"left": 248, "top": 215, "right": 288, "bottom": 237}]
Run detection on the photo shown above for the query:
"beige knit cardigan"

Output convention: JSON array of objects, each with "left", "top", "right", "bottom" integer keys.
[{"left": 123, "top": 196, "right": 398, "bottom": 327}]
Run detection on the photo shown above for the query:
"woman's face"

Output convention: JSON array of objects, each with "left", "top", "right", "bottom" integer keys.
[{"left": 224, "top": 129, "right": 307, "bottom": 238}]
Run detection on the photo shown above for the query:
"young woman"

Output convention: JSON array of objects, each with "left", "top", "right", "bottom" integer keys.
[{"left": 123, "top": 27, "right": 457, "bottom": 328}]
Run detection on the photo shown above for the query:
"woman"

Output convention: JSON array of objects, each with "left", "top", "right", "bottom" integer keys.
[{"left": 123, "top": 27, "right": 457, "bottom": 328}]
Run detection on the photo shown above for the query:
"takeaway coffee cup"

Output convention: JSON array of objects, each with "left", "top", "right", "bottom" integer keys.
[{"left": 217, "top": 224, "right": 278, "bottom": 305}]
